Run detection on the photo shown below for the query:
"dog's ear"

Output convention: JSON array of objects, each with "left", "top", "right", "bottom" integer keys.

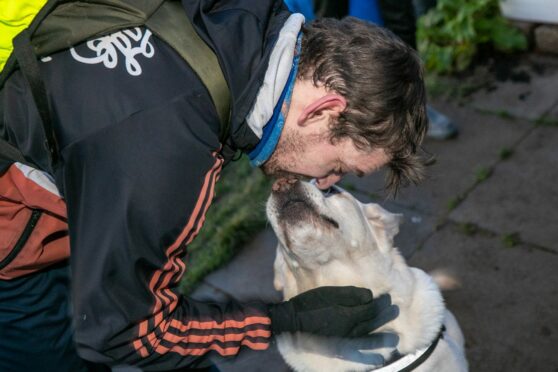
[{"left": 363, "top": 203, "right": 403, "bottom": 251}]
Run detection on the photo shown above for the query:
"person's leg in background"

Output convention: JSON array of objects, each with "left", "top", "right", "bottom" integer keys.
[
  {"left": 412, "top": 0, "right": 438, "bottom": 20},
  {"left": 0, "top": 261, "right": 90, "bottom": 372},
  {"left": 377, "top": 0, "right": 417, "bottom": 48},
  {"left": 313, "top": 0, "right": 349, "bottom": 19},
  {"left": 364, "top": 0, "right": 459, "bottom": 140}
]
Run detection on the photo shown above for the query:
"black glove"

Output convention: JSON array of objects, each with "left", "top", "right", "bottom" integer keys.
[
  {"left": 319, "top": 332, "right": 399, "bottom": 366},
  {"left": 269, "top": 286, "right": 398, "bottom": 338}
]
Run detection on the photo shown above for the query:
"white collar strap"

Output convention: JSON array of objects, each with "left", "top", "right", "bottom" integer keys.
[{"left": 375, "top": 325, "right": 446, "bottom": 372}]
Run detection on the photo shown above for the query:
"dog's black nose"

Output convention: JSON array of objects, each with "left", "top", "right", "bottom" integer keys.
[
  {"left": 320, "top": 185, "right": 341, "bottom": 197},
  {"left": 321, "top": 187, "right": 333, "bottom": 196}
]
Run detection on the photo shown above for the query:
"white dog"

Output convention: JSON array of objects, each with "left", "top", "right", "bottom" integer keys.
[{"left": 266, "top": 180, "right": 468, "bottom": 372}]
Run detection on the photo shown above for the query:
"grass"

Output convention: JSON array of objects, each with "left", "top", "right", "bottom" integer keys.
[
  {"left": 475, "top": 167, "right": 493, "bottom": 183},
  {"left": 458, "top": 222, "right": 479, "bottom": 236},
  {"left": 499, "top": 147, "right": 513, "bottom": 160},
  {"left": 495, "top": 110, "right": 515, "bottom": 120},
  {"left": 447, "top": 195, "right": 464, "bottom": 211},
  {"left": 180, "top": 155, "right": 272, "bottom": 294},
  {"left": 424, "top": 72, "right": 483, "bottom": 101},
  {"left": 535, "top": 116, "right": 558, "bottom": 127},
  {"left": 342, "top": 182, "right": 357, "bottom": 192},
  {"left": 502, "top": 232, "right": 521, "bottom": 248}
]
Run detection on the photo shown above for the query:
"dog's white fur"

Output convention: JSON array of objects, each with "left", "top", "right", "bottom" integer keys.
[{"left": 266, "top": 182, "right": 468, "bottom": 372}]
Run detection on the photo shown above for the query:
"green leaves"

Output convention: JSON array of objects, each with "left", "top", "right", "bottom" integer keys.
[
  {"left": 417, "top": 0, "right": 528, "bottom": 74},
  {"left": 491, "top": 18, "right": 528, "bottom": 52}
]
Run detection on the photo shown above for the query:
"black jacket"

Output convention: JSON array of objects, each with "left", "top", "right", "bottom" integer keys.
[{"left": 0, "top": 0, "right": 290, "bottom": 368}]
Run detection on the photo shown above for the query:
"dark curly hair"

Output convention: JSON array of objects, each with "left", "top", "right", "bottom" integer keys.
[{"left": 298, "top": 17, "right": 428, "bottom": 195}]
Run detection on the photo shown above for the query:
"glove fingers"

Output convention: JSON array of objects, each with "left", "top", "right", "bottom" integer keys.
[
  {"left": 348, "top": 332, "right": 400, "bottom": 349},
  {"left": 336, "top": 349, "right": 385, "bottom": 366},
  {"left": 348, "top": 295, "right": 394, "bottom": 324},
  {"left": 296, "top": 286, "right": 374, "bottom": 308},
  {"left": 367, "top": 304, "right": 400, "bottom": 331},
  {"left": 348, "top": 304, "right": 399, "bottom": 337},
  {"left": 369, "top": 293, "right": 392, "bottom": 313},
  {"left": 325, "top": 286, "right": 374, "bottom": 306}
]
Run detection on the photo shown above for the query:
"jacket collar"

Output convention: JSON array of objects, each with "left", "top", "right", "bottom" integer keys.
[
  {"left": 247, "top": 29, "right": 302, "bottom": 167},
  {"left": 245, "top": 13, "right": 304, "bottom": 139}
]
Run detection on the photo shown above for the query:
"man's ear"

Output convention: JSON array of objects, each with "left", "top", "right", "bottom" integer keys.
[
  {"left": 297, "top": 94, "right": 346, "bottom": 127},
  {"left": 364, "top": 203, "right": 403, "bottom": 252}
]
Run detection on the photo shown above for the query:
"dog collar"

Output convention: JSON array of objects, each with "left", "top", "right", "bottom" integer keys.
[{"left": 375, "top": 325, "right": 446, "bottom": 372}]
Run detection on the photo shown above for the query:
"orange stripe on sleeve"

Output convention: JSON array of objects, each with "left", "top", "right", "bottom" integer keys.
[
  {"left": 162, "top": 329, "right": 271, "bottom": 345},
  {"left": 156, "top": 339, "right": 270, "bottom": 356},
  {"left": 133, "top": 153, "right": 225, "bottom": 356},
  {"left": 169, "top": 316, "right": 271, "bottom": 332},
  {"left": 148, "top": 155, "right": 223, "bottom": 314}
]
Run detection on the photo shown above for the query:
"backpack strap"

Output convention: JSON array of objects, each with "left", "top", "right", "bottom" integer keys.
[
  {"left": 0, "top": 138, "right": 35, "bottom": 167},
  {"left": 146, "top": 1, "right": 231, "bottom": 143},
  {"left": 0, "top": 0, "right": 231, "bottom": 167},
  {"left": 12, "top": 29, "right": 60, "bottom": 167}
]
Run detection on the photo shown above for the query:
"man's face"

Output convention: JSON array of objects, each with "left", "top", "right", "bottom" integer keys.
[{"left": 261, "top": 126, "right": 390, "bottom": 189}]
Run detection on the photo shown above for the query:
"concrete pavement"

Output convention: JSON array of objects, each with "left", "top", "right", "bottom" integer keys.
[{"left": 191, "top": 55, "right": 558, "bottom": 371}]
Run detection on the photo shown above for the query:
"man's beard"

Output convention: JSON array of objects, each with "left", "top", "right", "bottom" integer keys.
[
  {"left": 260, "top": 129, "right": 324, "bottom": 180},
  {"left": 260, "top": 129, "right": 302, "bottom": 179}
]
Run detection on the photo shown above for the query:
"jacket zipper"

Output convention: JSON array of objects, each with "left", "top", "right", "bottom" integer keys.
[{"left": 0, "top": 209, "right": 43, "bottom": 271}]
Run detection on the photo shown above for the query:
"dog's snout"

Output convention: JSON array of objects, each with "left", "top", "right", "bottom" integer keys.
[{"left": 272, "top": 178, "right": 300, "bottom": 193}]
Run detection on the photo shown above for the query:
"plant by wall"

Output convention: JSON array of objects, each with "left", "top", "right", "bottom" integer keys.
[{"left": 417, "top": 0, "right": 528, "bottom": 74}]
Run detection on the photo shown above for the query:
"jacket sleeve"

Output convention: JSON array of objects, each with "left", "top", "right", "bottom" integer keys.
[{"left": 60, "top": 97, "right": 273, "bottom": 369}]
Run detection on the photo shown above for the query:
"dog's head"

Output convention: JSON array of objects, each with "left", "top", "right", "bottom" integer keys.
[{"left": 266, "top": 179, "right": 402, "bottom": 269}]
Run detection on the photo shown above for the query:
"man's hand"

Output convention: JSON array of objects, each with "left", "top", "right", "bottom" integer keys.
[{"left": 269, "top": 286, "right": 398, "bottom": 338}]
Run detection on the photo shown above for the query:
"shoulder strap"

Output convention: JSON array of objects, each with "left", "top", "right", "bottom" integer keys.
[
  {"left": 146, "top": 1, "right": 231, "bottom": 142},
  {"left": 12, "top": 29, "right": 60, "bottom": 167},
  {"left": 0, "top": 138, "right": 35, "bottom": 167},
  {"left": 1, "top": 0, "right": 231, "bottom": 167}
]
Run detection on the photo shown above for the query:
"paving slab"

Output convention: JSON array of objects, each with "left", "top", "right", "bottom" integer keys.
[
  {"left": 409, "top": 224, "right": 558, "bottom": 372},
  {"left": 352, "top": 191, "right": 438, "bottom": 259},
  {"left": 203, "top": 228, "right": 282, "bottom": 303},
  {"left": 548, "top": 102, "right": 558, "bottom": 121},
  {"left": 468, "top": 68, "right": 558, "bottom": 120},
  {"left": 342, "top": 101, "right": 531, "bottom": 217},
  {"left": 450, "top": 126, "right": 558, "bottom": 251}
]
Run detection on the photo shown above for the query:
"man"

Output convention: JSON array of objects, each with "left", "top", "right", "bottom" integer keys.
[{"left": 0, "top": 0, "right": 427, "bottom": 370}]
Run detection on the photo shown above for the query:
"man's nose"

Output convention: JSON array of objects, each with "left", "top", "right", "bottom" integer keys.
[{"left": 314, "top": 174, "right": 342, "bottom": 190}]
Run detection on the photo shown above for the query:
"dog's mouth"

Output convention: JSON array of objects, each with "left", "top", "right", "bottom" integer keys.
[{"left": 272, "top": 179, "right": 339, "bottom": 229}]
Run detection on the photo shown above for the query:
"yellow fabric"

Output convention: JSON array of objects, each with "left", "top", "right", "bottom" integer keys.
[{"left": 0, "top": 0, "right": 47, "bottom": 71}]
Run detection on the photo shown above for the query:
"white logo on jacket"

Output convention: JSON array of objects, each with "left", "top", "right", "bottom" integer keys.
[{"left": 69, "top": 27, "right": 154, "bottom": 76}]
